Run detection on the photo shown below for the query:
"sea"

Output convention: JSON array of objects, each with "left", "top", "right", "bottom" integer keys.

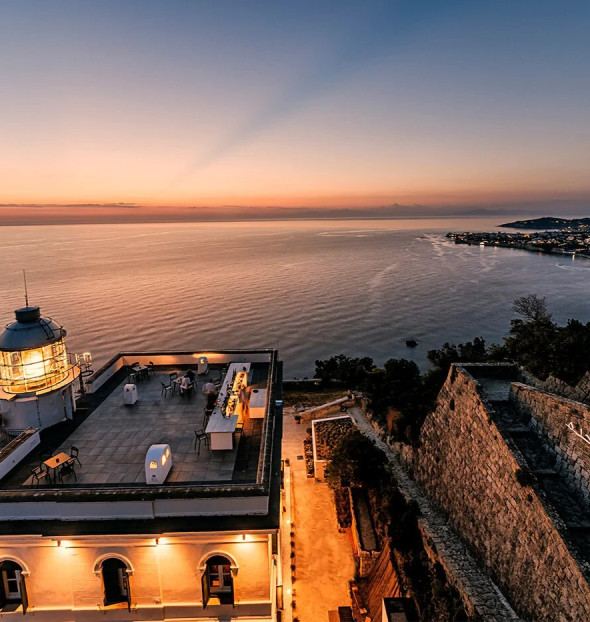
[{"left": 1, "top": 218, "right": 588, "bottom": 378}]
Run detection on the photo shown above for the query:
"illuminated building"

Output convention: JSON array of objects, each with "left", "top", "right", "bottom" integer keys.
[{"left": 0, "top": 306, "right": 283, "bottom": 620}]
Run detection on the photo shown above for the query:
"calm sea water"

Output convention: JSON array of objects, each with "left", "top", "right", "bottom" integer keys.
[{"left": 1, "top": 219, "right": 588, "bottom": 377}]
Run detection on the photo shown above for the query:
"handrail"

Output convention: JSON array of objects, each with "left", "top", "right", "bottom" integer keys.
[{"left": 0, "top": 353, "right": 79, "bottom": 394}]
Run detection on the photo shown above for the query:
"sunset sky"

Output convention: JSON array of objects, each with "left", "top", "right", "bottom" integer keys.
[{"left": 1, "top": 0, "right": 589, "bottom": 214}]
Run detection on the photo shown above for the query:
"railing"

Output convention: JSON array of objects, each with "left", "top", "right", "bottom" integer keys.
[
  {"left": 0, "top": 353, "right": 79, "bottom": 395},
  {"left": 0, "top": 426, "right": 12, "bottom": 448},
  {"left": 0, "top": 428, "right": 38, "bottom": 462}
]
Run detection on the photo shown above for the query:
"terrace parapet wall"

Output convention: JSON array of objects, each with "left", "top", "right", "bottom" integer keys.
[
  {"left": 412, "top": 364, "right": 590, "bottom": 622},
  {"left": 510, "top": 382, "right": 590, "bottom": 505}
]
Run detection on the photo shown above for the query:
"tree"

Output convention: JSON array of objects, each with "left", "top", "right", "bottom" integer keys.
[
  {"left": 496, "top": 299, "right": 558, "bottom": 379},
  {"left": 426, "top": 337, "right": 487, "bottom": 372},
  {"left": 550, "top": 319, "right": 590, "bottom": 384},
  {"left": 314, "top": 354, "right": 374, "bottom": 387},
  {"left": 512, "top": 294, "right": 552, "bottom": 323},
  {"left": 324, "top": 429, "right": 388, "bottom": 490}
]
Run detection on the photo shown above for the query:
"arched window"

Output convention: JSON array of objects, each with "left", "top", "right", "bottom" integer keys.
[
  {"left": 202, "top": 555, "right": 234, "bottom": 608},
  {"left": 100, "top": 558, "right": 131, "bottom": 610},
  {"left": 0, "top": 560, "right": 28, "bottom": 613}
]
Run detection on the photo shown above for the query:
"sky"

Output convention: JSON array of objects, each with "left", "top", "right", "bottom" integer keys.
[{"left": 1, "top": 0, "right": 589, "bottom": 216}]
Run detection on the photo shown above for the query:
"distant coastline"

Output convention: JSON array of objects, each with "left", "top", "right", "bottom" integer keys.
[
  {"left": 1, "top": 203, "right": 589, "bottom": 227},
  {"left": 447, "top": 222, "right": 590, "bottom": 259},
  {"left": 500, "top": 216, "right": 590, "bottom": 230}
]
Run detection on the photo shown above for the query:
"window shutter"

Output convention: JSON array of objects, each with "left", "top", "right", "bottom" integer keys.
[
  {"left": 19, "top": 574, "right": 28, "bottom": 615},
  {"left": 124, "top": 573, "right": 132, "bottom": 612},
  {"left": 230, "top": 575, "right": 235, "bottom": 608},
  {"left": 201, "top": 567, "right": 210, "bottom": 609}
]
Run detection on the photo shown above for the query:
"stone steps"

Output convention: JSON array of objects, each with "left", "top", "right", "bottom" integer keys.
[{"left": 490, "top": 398, "right": 590, "bottom": 560}]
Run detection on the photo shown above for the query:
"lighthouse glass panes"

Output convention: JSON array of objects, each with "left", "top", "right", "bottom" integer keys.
[{"left": 0, "top": 338, "right": 69, "bottom": 393}]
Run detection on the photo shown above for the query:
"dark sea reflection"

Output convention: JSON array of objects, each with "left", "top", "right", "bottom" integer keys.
[{"left": 1, "top": 219, "right": 588, "bottom": 377}]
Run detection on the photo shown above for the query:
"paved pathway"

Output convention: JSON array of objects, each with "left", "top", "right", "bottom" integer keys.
[{"left": 282, "top": 409, "right": 355, "bottom": 622}]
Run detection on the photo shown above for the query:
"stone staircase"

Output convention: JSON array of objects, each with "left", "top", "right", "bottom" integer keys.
[{"left": 491, "top": 397, "right": 590, "bottom": 561}]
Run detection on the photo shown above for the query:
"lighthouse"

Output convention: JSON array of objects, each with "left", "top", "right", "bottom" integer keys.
[{"left": 0, "top": 306, "right": 80, "bottom": 433}]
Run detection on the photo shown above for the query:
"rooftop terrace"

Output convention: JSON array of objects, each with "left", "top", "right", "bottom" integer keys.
[{"left": 3, "top": 363, "right": 267, "bottom": 490}]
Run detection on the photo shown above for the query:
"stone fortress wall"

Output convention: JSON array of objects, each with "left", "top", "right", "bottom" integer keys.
[
  {"left": 510, "top": 382, "right": 590, "bottom": 505},
  {"left": 410, "top": 363, "right": 590, "bottom": 622}
]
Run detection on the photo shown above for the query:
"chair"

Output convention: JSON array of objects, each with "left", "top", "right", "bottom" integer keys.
[
  {"left": 128, "top": 363, "right": 142, "bottom": 382},
  {"left": 58, "top": 459, "right": 77, "bottom": 483},
  {"left": 70, "top": 446, "right": 82, "bottom": 467},
  {"left": 234, "top": 421, "right": 245, "bottom": 442},
  {"left": 147, "top": 361, "right": 156, "bottom": 377},
  {"left": 39, "top": 450, "right": 52, "bottom": 465},
  {"left": 206, "top": 393, "right": 217, "bottom": 410},
  {"left": 31, "top": 465, "right": 48, "bottom": 487},
  {"left": 161, "top": 381, "right": 173, "bottom": 398},
  {"left": 169, "top": 372, "right": 179, "bottom": 393},
  {"left": 194, "top": 429, "right": 209, "bottom": 455}
]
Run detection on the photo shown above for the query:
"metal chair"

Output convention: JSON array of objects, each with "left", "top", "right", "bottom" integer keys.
[
  {"left": 70, "top": 445, "right": 82, "bottom": 467},
  {"left": 234, "top": 421, "right": 245, "bottom": 442},
  {"left": 129, "top": 362, "right": 143, "bottom": 383},
  {"left": 194, "top": 429, "right": 209, "bottom": 455},
  {"left": 184, "top": 381, "right": 195, "bottom": 399},
  {"left": 39, "top": 450, "right": 52, "bottom": 465},
  {"left": 58, "top": 459, "right": 77, "bottom": 483},
  {"left": 161, "top": 381, "right": 173, "bottom": 398},
  {"left": 31, "top": 465, "right": 48, "bottom": 487},
  {"left": 147, "top": 361, "right": 156, "bottom": 377}
]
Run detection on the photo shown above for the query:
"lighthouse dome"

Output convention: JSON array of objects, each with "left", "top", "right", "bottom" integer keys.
[{"left": 0, "top": 306, "right": 66, "bottom": 352}]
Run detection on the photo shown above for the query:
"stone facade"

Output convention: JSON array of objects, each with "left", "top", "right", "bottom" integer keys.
[
  {"left": 521, "top": 369, "right": 590, "bottom": 405},
  {"left": 349, "top": 407, "right": 520, "bottom": 621},
  {"left": 412, "top": 364, "right": 590, "bottom": 622}
]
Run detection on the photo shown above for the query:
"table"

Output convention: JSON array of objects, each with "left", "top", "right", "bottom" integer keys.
[
  {"left": 249, "top": 388, "right": 267, "bottom": 418},
  {"left": 206, "top": 414, "right": 239, "bottom": 450},
  {"left": 44, "top": 452, "right": 71, "bottom": 482},
  {"left": 133, "top": 365, "right": 149, "bottom": 381}
]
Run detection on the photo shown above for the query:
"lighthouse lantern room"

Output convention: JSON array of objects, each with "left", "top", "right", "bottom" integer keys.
[{"left": 0, "top": 306, "right": 79, "bottom": 434}]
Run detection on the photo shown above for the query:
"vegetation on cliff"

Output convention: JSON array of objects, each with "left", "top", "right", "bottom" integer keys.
[{"left": 314, "top": 295, "right": 590, "bottom": 442}]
